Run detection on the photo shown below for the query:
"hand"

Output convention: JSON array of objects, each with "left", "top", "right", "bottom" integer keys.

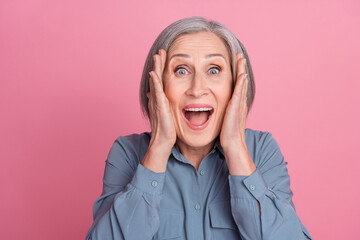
[
  {"left": 220, "top": 53, "right": 256, "bottom": 176},
  {"left": 141, "top": 49, "right": 177, "bottom": 172}
]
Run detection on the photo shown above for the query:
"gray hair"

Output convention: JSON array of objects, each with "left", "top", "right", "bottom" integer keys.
[{"left": 139, "top": 16, "right": 255, "bottom": 120}]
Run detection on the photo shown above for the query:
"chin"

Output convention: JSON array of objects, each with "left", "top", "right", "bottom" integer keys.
[{"left": 177, "top": 123, "right": 220, "bottom": 150}]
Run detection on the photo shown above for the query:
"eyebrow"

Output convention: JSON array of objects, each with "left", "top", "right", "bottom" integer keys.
[{"left": 169, "top": 53, "right": 226, "bottom": 61}]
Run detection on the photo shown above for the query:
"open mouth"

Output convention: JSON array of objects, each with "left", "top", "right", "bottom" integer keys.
[{"left": 182, "top": 105, "right": 214, "bottom": 131}]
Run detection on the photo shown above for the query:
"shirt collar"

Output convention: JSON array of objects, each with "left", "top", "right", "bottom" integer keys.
[
  {"left": 170, "top": 146, "right": 188, "bottom": 164},
  {"left": 213, "top": 135, "right": 225, "bottom": 157},
  {"left": 170, "top": 135, "right": 225, "bottom": 164}
]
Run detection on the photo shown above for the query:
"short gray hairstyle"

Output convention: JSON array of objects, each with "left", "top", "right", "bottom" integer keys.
[{"left": 140, "top": 16, "right": 255, "bottom": 120}]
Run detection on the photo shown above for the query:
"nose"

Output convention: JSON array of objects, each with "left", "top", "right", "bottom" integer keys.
[{"left": 185, "top": 72, "right": 209, "bottom": 98}]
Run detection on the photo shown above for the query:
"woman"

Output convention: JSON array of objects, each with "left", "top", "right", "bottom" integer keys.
[{"left": 86, "top": 17, "right": 312, "bottom": 240}]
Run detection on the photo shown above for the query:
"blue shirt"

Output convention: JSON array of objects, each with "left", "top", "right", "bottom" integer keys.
[{"left": 86, "top": 128, "right": 312, "bottom": 240}]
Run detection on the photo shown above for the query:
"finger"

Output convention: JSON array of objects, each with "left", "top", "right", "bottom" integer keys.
[
  {"left": 240, "top": 81, "right": 248, "bottom": 132},
  {"left": 236, "top": 53, "right": 246, "bottom": 80},
  {"left": 147, "top": 84, "right": 154, "bottom": 122},
  {"left": 236, "top": 52, "right": 243, "bottom": 62},
  {"left": 148, "top": 72, "right": 159, "bottom": 121},
  {"left": 232, "top": 73, "right": 247, "bottom": 103},
  {"left": 148, "top": 71, "right": 155, "bottom": 99},
  {"left": 158, "top": 49, "right": 166, "bottom": 86},
  {"left": 159, "top": 49, "right": 166, "bottom": 74},
  {"left": 241, "top": 74, "right": 248, "bottom": 100},
  {"left": 226, "top": 73, "right": 246, "bottom": 113},
  {"left": 238, "top": 75, "right": 248, "bottom": 130},
  {"left": 241, "top": 76, "right": 248, "bottom": 114},
  {"left": 149, "top": 71, "right": 165, "bottom": 103},
  {"left": 240, "top": 102, "right": 247, "bottom": 138},
  {"left": 153, "top": 54, "right": 162, "bottom": 87}
]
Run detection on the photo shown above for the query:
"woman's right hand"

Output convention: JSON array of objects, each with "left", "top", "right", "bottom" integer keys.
[{"left": 141, "top": 49, "right": 176, "bottom": 172}]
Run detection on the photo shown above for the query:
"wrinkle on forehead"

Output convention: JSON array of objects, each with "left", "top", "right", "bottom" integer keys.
[{"left": 167, "top": 32, "right": 231, "bottom": 64}]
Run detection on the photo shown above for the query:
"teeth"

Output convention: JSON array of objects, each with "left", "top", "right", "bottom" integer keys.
[{"left": 184, "top": 107, "right": 213, "bottom": 112}]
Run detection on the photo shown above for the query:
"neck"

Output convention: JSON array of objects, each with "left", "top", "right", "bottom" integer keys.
[{"left": 175, "top": 139, "right": 215, "bottom": 170}]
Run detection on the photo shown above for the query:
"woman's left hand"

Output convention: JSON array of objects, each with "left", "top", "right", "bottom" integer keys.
[{"left": 220, "top": 53, "right": 256, "bottom": 176}]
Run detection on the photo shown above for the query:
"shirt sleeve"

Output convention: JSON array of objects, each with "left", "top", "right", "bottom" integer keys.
[
  {"left": 228, "top": 132, "right": 312, "bottom": 240},
  {"left": 86, "top": 136, "right": 166, "bottom": 240}
]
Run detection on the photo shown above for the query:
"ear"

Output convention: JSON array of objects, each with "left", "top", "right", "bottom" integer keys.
[{"left": 146, "top": 92, "right": 150, "bottom": 99}]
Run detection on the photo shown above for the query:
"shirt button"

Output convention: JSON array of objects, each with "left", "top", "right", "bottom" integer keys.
[
  {"left": 199, "top": 170, "right": 205, "bottom": 176},
  {"left": 151, "top": 180, "right": 158, "bottom": 187},
  {"left": 195, "top": 203, "right": 201, "bottom": 210},
  {"left": 249, "top": 184, "right": 256, "bottom": 191}
]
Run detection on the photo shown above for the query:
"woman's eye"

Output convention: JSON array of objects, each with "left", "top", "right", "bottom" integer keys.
[
  {"left": 175, "top": 68, "right": 188, "bottom": 75},
  {"left": 208, "top": 67, "right": 220, "bottom": 75}
]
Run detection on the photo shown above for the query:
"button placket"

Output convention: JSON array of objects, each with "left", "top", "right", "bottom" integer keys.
[
  {"left": 151, "top": 180, "right": 158, "bottom": 187},
  {"left": 195, "top": 203, "right": 201, "bottom": 210},
  {"left": 194, "top": 171, "right": 202, "bottom": 213}
]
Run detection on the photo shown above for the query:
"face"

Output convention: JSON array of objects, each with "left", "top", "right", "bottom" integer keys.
[{"left": 163, "top": 31, "right": 233, "bottom": 151}]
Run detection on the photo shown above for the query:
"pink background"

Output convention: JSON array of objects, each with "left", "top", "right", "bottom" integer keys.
[{"left": 1, "top": 0, "right": 359, "bottom": 239}]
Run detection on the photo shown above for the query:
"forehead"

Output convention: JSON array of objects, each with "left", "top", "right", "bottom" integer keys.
[{"left": 168, "top": 31, "right": 229, "bottom": 58}]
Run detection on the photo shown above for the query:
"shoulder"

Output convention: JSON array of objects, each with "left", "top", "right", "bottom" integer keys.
[
  {"left": 107, "top": 132, "right": 151, "bottom": 170},
  {"left": 245, "top": 128, "right": 270, "bottom": 140},
  {"left": 114, "top": 132, "right": 151, "bottom": 151},
  {"left": 245, "top": 128, "right": 276, "bottom": 148},
  {"left": 245, "top": 128, "right": 283, "bottom": 167}
]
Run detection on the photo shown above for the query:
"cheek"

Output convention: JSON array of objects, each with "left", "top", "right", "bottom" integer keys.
[
  {"left": 164, "top": 83, "right": 180, "bottom": 106},
  {"left": 217, "top": 79, "right": 233, "bottom": 103},
  {"left": 218, "top": 91, "right": 232, "bottom": 108}
]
